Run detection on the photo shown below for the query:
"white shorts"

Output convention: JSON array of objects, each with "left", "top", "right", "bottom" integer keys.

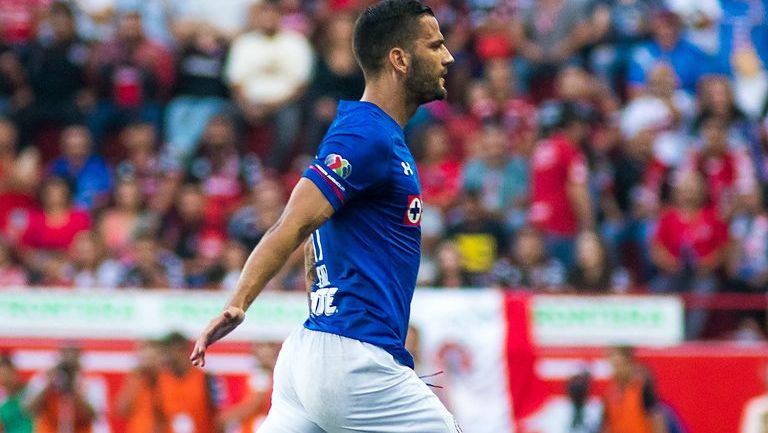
[{"left": 257, "top": 327, "right": 460, "bottom": 433}]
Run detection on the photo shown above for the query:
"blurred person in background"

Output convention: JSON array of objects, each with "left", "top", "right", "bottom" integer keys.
[
  {"left": 0, "top": 120, "right": 39, "bottom": 246},
  {"left": 524, "top": 371, "right": 603, "bottom": 433},
  {"left": 164, "top": 25, "right": 231, "bottom": 165},
  {"left": 431, "top": 240, "right": 470, "bottom": 289},
  {"left": 12, "top": 3, "right": 92, "bottom": 146},
  {"left": 627, "top": 9, "right": 710, "bottom": 96},
  {"left": 0, "top": 0, "right": 48, "bottom": 47},
  {"left": 69, "top": 230, "right": 122, "bottom": 289},
  {"left": 219, "top": 341, "right": 281, "bottom": 432},
  {"left": 89, "top": 10, "right": 173, "bottom": 146},
  {"left": 0, "top": 240, "right": 27, "bottom": 286},
  {"left": 156, "top": 332, "right": 219, "bottom": 433},
  {"left": 24, "top": 346, "right": 108, "bottom": 433},
  {"left": 19, "top": 176, "right": 91, "bottom": 257},
  {"left": 739, "top": 362, "right": 768, "bottom": 433},
  {"left": 160, "top": 184, "right": 210, "bottom": 274},
  {"left": 446, "top": 188, "right": 508, "bottom": 287},
  {"left": 304, "top": 12, "right": 365, "bottom": 152},
  {"left": 120, "top": 233, "right": 184, "bottom": 288},
  {"left": 651, "top": 170, "right": 728, "bottom": 338},
  {"left": 114, "top": 122, "right": 182, "bottom": 215},
  {"left": 416, "top": 122, "right": 462, "bottom": 211},
  {"left": 682, "top": 114, "right": 756, "bottom": 218},
  {"left": 530, "top": 101, "right": 594, "bottom": 269},
  {"left": 48, "top": 125, "right": 113, "bottom": 210},
  {"left": 731, "top": 46, "right": 768, "bottom": 121},
  {"left": 228, "top": 177, "right": 286, "bottom": 251},
  {"left": 511, "top": 0, "right": 592, "bottom": 101},
  {"left": 416, "top": 205, "right": 445, "bottom": 287},
  {"left": 694, "top": 76, "right": 752, "bottom": 150},
  {"left": 219, "top": 240, "right": 248, "bottom": 291},
  {"left": 727, "top": 186, "right": 768, "bottom": 293},
  {"left": 602, "top": 346, "right": 668, "bottom": 433},
  {"left": 588, "top": 0, "right": 653, "bottom": 93},
  {"left": 491, "top": 226, "right": 565, "bottom": 291},
  {"left": 463, "top": 123, "right": 529, "bottom": 232},
  {"left": 116, "top": 340, "right": 163, "bottom": 433},
  {"left": 225, "top": 0, "right": 313, "bottom": 170},
  {"left": 186, "top": 114, "right": 255, "bottom": 230},
  {"left": 568, "top": 231, "right": 631, "bottom": 293},
  {"left": 97, "top": 177, "right": 150, "bottom": 259},
  {"left": 0, "top": 354, "right": 32, "bottom": 433}
]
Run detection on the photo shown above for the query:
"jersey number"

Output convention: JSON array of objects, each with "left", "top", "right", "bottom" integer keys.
[{"left": 310, "top": 287, "right": 338, "bottom": 316}]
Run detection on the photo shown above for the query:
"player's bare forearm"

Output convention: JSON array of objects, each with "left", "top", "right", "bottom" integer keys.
[{"left": 191, "top": 179, "right": 333, "bottom": 366}]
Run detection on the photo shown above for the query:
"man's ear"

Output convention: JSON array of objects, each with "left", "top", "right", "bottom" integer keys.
[{"left": 388, "top": 47, "right": 409, "bottom": 75}]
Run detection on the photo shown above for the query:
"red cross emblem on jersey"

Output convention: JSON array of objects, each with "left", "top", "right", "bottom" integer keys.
[{"left": 403, "top": 195, "right": 422, "bottom": 226}]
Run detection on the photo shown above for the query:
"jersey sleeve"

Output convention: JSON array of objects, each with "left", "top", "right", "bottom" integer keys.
[{"left": 302, "top": 130, "right": 391, "bottom": 211}]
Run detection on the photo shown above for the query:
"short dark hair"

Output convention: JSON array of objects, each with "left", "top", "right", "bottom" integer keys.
[{"left": 353, "top": 0, "right": 434, "bottom": 75}]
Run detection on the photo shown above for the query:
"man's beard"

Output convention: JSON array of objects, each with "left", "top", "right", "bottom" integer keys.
[{"left": 405, "top": 55, "right": 446, "bottom": 105}]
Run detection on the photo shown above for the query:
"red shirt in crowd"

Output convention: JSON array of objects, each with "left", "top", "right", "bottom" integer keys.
[
  {"left": 0, "top": 0, "right": 50, "bottom": 44},
  {"left": 21, "top": 209, "right": 91, "bottom": 251},
  {"left": 0, "top": 191, "right": 36, "bottom": 243},
  {"left": 654, "top": 207, "right": 728, "bottom": 264},
  {"left": 419, "top": 159, "right": 462, "bottom": 209},
  {"left": 530, "top": 134, "right": 588, "bottom": 236},
  {"left": 683, "top": 150, "right": 754, "bottom": 212}
]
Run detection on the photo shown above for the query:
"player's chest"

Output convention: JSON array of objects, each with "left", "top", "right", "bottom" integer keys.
[{"left": 386, "top": 145, "right": 423, "bottom": 227}]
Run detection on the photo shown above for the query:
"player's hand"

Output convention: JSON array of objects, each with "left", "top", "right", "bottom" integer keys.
[{"left": 190, "top": 306, "right": 245, "bottom": 367}]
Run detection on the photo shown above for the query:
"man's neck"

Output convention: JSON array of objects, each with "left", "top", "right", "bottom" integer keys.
[{"left": 360, "top": 80, "right": 416, "bottom": 129}]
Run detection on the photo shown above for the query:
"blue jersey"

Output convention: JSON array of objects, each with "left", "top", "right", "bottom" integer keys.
[{"left": 301, "top": 100, "right": 423, "bottom": 368}]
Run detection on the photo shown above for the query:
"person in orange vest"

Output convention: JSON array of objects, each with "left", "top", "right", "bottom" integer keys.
[
  {"left": 602, "top": 346, "right": 668, "bottom": 433},
  {"left": 219, "top": 341, "right": 280, "bottom": 433},
  {"left": 24, "top": 347, "right": 96, "bottom": 433},
  {"left": 157, "top": 332, "right": 220, "bottom": 433},
  {"left": 116, "top": 340, "right": 166, "bottom": 433}
]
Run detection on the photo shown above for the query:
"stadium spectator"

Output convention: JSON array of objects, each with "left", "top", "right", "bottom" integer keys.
[
  {"left": 89, "top": 10, "right": 173, "bottom": 146},
  {"left": 98, "top": 177, "right": 149, "bottom": 258},
  {"left": 568, "top": 231, "right": 631, "bottom": 293},
  {"left": 120, "top": 233, "right": 184, "bottom": 289},
  {"left": 727, "top": 186, "right": 768, "bottom": 292},
  {"left": 463, "top": 123, "right": 529, "bottom": 230},
  {"left": 115, "top": 340, "right": 163, "bottom": 433},
  {"left": 305, "top": 12, "right": 364, "bottom": 152},
  {"left": 69, "top": 231, "right": 122, "bottom": 289},
  {"left": 416, "top": 122, "right": 462, "bottom": 211},
  {"left": 228, "top": 177, "right": 286, "bottom": 250},
  {"left": 24, "top": 346, "right": 107, "bottom": 433},
  {"left": 446, "top": 188, "right": 508, "bottom": 286},
  {"left": 12, "top": 3, "right": 92, "bottom": 144},
  {"left": 588, "top": 0, "right": 653, "bottom": 93},
  {"left": 694, "top": 75, "right": 754, "bottom": 150},
  {"left": 664, "top": 0, "right": 722, "bottom": 56},
  {"left": 164, "top": 25, "right": 231, "bottom": 165},
  {"left": 511, "top": 0, "right": 592, "bottom": 101},
  {"left": 530, "top": 101, "right": 593, "bottom": 269},
  {"left": 431, "top": 240, "right": 470, "bottom": 289},
  {"left": 0, "top": 354, "right": 32, "bottom": 433},
  {"left": 731, "top": 46, "right": 768, "bottom": 120},
  {"left": 627, "top": 9, "right": 710, "bottom": 95},
  {"left": 523, "top": 371, "right": 603, "bottom": 433},
  {"left": 220, "top": 240, "right": 247, "bottom": 291},
  {"left": 0, "top": 240, "right": 27, "bottom": 286},
  {"left": 156, "top": 332, "right": 219, "bottom": 433},
  {"left": 0, "top": 146, "right": 39, "bottom": 246},
  {"left": 651, "top": 170, "right": 728, "bottom": 338},
  {"left": 682, "top": 114, "right": 756, "bottom": 218},
  {"left": 602, "top": 346, "right": 668, "bottom": 433},
  {"left": 114, "top": 122, "right": 181, "bottom": 214},
  {"left": 739, "top": 363, "right": 768, "bottom": 433},
  {"left": 48, "top": 125, "right": 113, "bottom": 210},
  {"left": 711, "top": 0, "right": 768, "bottom": 79},
  {"left": 490, "top": 226, "right": 566, "bottom": 291},
  {"left": 19, "top": 176, "right": 91, "bottom": 254},
  {"left": 225, "top": 0, "right": 313, "bottom": 169},
  {"left": 219, "top": 341, "right": 280, "bottom": 432},
  {"left": 187, "top": 114, "right": 257, "bottom": 229}
]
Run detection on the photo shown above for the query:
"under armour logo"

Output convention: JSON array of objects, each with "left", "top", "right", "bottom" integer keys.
[{"left": 401, "top": 161, "right": 414, "bottom": 176}]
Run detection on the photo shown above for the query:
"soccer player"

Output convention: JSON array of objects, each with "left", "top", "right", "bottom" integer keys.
[{"left": 189, "top": 0, "right": 457, "bottom": 431}]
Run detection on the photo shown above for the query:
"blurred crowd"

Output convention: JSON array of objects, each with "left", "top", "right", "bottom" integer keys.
[{"left": 0, "top": 0, "right": 767, "bottom": 338}]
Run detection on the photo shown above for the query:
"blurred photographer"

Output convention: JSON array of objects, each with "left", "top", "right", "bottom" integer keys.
[
  {"left": 24, "top": 347, "right": 100, "bottom": 433},
  {"left": 0, "top": 354, "right": 32, "bottom": 433},
  {"left": 116, "top": 340, "right": 164, "bottom": 433}
]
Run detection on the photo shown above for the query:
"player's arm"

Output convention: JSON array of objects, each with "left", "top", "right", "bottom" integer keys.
[{"left": 191, "top": 179, "right": 334, "bottom": 367}]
